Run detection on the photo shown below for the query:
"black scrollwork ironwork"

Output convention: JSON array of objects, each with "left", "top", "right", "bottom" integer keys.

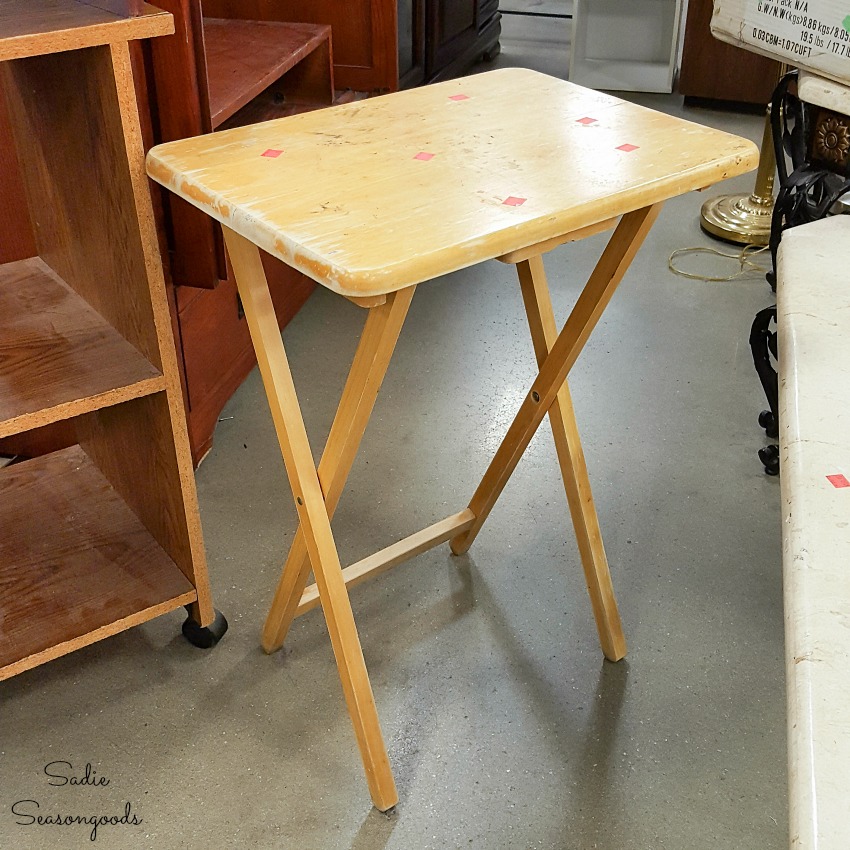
[
  {"left": 767, "top": 70, "right": 850, "bottom": 290},
  {"left": 752, "top": 71, "right": 850, "bottom": 474}
]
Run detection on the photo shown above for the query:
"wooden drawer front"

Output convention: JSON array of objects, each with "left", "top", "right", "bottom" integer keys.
[
  {"left": 179, "top": 276, "right": 253, "bottom": 415},
  {"left": 178, "top": 254, "right": 314, "bottom": 463}
]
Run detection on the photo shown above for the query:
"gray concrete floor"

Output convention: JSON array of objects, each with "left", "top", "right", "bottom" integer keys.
[{"left": 0, "top": 14, "right": 785, "bottom": 850}]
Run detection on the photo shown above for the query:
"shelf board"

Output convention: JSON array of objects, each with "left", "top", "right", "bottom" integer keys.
[
  {"left": 0, "top": 257, "right": 166, "bottom": 438},
  {"left": 569, "top": 58, "right": 674, "bottom": 93},
  {"left": 204, "top": 18, "right": 331, "bottom": 129},
  {"left": 0, "top": 445, "right": 197, "bottom": 680},
  {"left": 0, "top": 0, "right": 173, "bottom": 61}
]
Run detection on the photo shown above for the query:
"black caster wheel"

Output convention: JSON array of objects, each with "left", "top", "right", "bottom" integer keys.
[
  {"left": 758, "top": 444, "right": 780, "bottom": 476},
  {"left": 758, "top": 409, "right": 778, "bottom": 439},
  {"left": 182, "top": 608, "right": 228, "bottom": 648}
]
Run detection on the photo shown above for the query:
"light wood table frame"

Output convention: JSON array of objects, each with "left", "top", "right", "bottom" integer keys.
[{"left": 147, "top": 68, "right": 758, "bottom": 811}]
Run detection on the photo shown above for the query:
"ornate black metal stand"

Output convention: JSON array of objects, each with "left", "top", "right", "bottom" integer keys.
[{"left": 752, "top": 71, "right": 850, "bottom": 474}]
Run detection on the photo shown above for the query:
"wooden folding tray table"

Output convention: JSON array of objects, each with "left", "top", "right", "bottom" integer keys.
[{"left": 146, "top": 68, "right": 758, "bottom": 811}]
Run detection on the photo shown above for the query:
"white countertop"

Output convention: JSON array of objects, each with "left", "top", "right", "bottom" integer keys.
[{"left": 778, "top": 214, "right": 850, "bottom": 850}]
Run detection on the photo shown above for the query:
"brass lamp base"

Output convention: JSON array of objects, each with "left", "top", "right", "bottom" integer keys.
[
  {"left": 699, "top": 103, "right": 778, "bottom": 248},
  {"left": 699, "top": 192, "right": 773, "bottom": 246}
]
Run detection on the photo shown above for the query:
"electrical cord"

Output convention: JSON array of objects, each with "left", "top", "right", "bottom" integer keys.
[{"left": 668, "top": 244, "right": 771, "bottom": 282}]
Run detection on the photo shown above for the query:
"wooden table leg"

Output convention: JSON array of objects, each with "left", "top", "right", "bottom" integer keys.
[
  {"left": 262, "top": 285, "right": 416, "bottom": 654},
  {"left": 516, "top": 254, "right": 626, "bottom": 661},
  {"left": 450, "top": 204, "right": 662, "bottom": 658},
  {"left": 223, "top": 227, "right": 398, "bottom": 811}
]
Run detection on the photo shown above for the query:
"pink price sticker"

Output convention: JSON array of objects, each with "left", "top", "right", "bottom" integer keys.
[
  {"left": 502, "top": 196, "right": 526, "bottom": 207},
  {"left": 616, "top": 143, "right": 640, "bottom": 152},
  {"left": 577, "top": 117, "right": 598, "bottom": 125},
  {"left": 827, "top": 474, "right": 850, "bottom": 488},
  {"left": 449, "top": 94, "right": 470, "bottom": 101},
  {"left": 262, "top": 149, "right": 283, "bottom": 158},
  {"left": 414, "top": 152, "right": 435, "bottom": 161}
]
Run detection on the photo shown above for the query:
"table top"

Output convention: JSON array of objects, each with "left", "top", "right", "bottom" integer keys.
[
  {"left": 777, "top": 215, "right": 850, "bottom": 850},
  {"left": 146, "top": 68, "right": 759, "bottom": 297}
]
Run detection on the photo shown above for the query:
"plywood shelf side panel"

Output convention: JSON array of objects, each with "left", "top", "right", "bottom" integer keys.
[
  {"left": 104, "top": 40, "right": 214, "bottom": 621},
  {"left": 0, "top": 257, "right": 166, "bottom": 438},
  {"left": 0, "top": 445, "right": 196, "bottom": 680}
]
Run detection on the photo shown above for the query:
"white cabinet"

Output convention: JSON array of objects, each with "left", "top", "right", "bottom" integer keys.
[{"left": 569, "top": 0, "right": 683, "bottom": 93}]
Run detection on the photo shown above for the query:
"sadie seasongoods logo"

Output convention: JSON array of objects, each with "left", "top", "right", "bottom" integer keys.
[{"left": 10, "top": 761, "right": 143, "bottom": 842}]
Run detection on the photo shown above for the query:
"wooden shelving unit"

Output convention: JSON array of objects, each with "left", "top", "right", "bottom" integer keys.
[
  {"left": 0, "top": 0, "right": 226, "bottom": 681},
  {"left": 569, "top": 0, "right": 682, "bottom": 93}
]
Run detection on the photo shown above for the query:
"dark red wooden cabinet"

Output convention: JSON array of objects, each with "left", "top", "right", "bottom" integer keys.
[
  {"left": 140, "top": 0, "right": 348, "bottom": 463},
  {"left": 399, "top": 0, "right": 501, "bottom": 88}
]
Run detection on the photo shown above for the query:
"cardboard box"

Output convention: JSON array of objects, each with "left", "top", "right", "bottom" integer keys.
[{"left": 711, "top": 0, "right": 850, "bottom": 85}]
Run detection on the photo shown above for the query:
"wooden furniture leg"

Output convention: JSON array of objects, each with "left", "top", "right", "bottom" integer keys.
[
  {"left": 262, "top": 285, "right": 416, "bottom": 653},
  {"left": 222, "top": 226, "right": 398, "bottom": 811},
  {"left": 515, "top": 254, "right": 626, "bottom": 661},
  {"left": 450, "top": 205, "right": 662, "bottom": 659}
]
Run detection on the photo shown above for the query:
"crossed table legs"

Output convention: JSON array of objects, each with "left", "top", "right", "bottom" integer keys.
[{"left": 222, "top": 202, "right": 662, "bottom": 811}]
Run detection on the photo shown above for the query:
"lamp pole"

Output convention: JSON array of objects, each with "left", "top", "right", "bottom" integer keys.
[{"left": 699, "top": 64, "right": 788, "bottom": 246}]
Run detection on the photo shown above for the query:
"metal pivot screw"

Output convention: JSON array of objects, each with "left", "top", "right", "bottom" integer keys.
[{"left": 531, "top": 391, "right": 540, "bottom": 403}]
